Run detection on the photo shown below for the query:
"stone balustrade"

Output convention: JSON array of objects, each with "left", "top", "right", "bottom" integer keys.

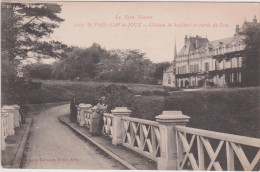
[
  {"left": 84, "top": 104, "right": 93, "bottom": 128},
  {"left": 1, "top": 104, "right": 22, "bottom": 151},
  {"left": 102, "top": 113, "right": 114, "bottom": 138},
  {"left": 2, "top": 105, "right": 16, "bottom": 136},
  {"left": 74, "top": 103, "right": 260, "bottom": 171},
  {"left": 1, "top": 110, "right": 9, "bottom": 150}
]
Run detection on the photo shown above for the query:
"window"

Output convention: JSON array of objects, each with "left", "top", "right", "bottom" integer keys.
[
  {"left": 205, "top": 62, "right": 209, "bottom": 71},
  {"left": 168, "top": 78, "right": 171, "bottom": 84},
  {"left": 215, "top": 61, "right": 219, "bottom": 70},
  {"left": 178, "top": 66, "right": 187, "bottom": 74},
  {"left": 194, "top": 64, "right": 199, "bottom": 72},
  {"left": 189, "top": 66, "right": 193, "bottom": 73}
]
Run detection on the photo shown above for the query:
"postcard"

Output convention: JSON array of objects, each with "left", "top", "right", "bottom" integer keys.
[{"left": 1, "top": 1, "right": 260, "bottom": 171}]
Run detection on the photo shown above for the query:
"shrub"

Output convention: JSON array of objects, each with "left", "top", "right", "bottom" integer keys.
[
  {"left": 141, "top": 90, "right": 152, "bottom": 96},
  {"left": 92, "top": 84, "right": 135, "bottom": 112},
  {"left": 129, "top": 96, "right": 165, "bottom": 121},
  {"left": 163, "top": 86, "right": 181, "bottom": 92},
  {"left": 153, "top": 90, "right": 169, "bottom": 96}
]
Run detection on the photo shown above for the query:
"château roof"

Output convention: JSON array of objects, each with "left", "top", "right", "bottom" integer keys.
[
  {"left": 164, "top": 64, "right": 174, "bottom": 73},
  {"left": 177, "top": 34, "right": 245, "bottom": 57},
  {"left": 178, "top": 36, "right": 209, "bottom": 56}
]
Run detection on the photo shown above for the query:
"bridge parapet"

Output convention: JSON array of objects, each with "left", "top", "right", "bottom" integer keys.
[
  {"left": 102, "top": 113, "right": 114, "bottom": 139},
  {"left": 1, "top": 104, "right": 22, "bottom": 150},
  {"left": 75, "top": 104, "right": 260, "bottom": 171}
]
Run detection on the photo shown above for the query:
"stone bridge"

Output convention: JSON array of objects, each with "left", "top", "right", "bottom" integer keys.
[{"left": 2, "top": 104, "right": 260, "bottom": 170}]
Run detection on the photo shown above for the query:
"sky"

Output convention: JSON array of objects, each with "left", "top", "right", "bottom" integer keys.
[{"left": 48, "top": 2, "right": 259, "bottom": 63}]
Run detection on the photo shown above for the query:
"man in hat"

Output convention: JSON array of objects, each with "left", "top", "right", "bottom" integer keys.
[
  {"left": 70, "top": 96, "right": 79, "bottom": 122},
  {"left": 96, "top": 96, "right": 107, "bottom": 135}
]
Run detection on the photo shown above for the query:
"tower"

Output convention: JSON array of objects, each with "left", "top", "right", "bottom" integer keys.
[{"left": 173, "top": 38, "right": 177, "bottom": 64}]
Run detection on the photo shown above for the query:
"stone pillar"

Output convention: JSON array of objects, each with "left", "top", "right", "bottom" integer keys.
[
  {"left": 3, "top": 106, "right": 15, "bottom": 136},
  {"left": 155, "top": 111, "right": 190, "bottom": 170},
  {"left": 111, "top": 107, "right": 132, "bottom": 145},
  {"left": 1, "top": 110, "right": 8, "bottom": 150},
  {"left": 12, "top": 105, "right": 20, "bottom": 127},
  {"left": 84, "top": 104, "right": 93, "bottom": 128},
  {"left": 76, "top": 105, "right": 81, "bottom": 123},
  {"left": 78, "top": 104, "right": 91, "bottom": 126}
]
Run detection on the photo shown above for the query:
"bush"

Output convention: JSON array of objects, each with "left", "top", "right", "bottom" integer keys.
[
  {"left": 92, "top": 84, "right": 135, "bottom": 112},
  {"left": 141, "top": 90, "right": 152, "bottom": 96},
  {"left": 163, "top": 86, "right": 181, "bottom": 92},
  {"left": 153, "top": 90, "right": 169, "bottom": 96},
  {"left": 129, "top": 96, "right": 165, "bottom": 120}
]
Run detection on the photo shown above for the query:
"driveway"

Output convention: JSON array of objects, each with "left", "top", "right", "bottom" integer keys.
[{"left": 21, "top": 104, "right": 125, "bottom": 169}]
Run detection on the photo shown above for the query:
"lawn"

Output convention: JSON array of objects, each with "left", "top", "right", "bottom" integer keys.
[{"left": 27, "top": 79, "right": 259, "bottom": 138}]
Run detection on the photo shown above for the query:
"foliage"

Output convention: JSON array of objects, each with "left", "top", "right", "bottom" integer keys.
[
  {"left": 1, "top": 77, "right": 42, "bottom": 105},
  {"left": 129, "top": 96, "right": 165, "bottom": 121},
  {"left": 1, "top": 3, "right": 66, "bottom": 104},
  {"left": 153, "top": 62, "right": 171, "bottom": 82},
  {"left": 51, "top": 47, "right": 160, "bottom": 84},
  {"left": 93, "top": 84, "right": 135, "bottom": 112},
  {"left": 212, "top": 24, "right": 260, "bottom": 86},
  {"left": 52, "top": 44, "right": 107, "bottom": 80},
  {"left": 241, "top": 25, "right": 260, "bottom": 86},
  {"left": 97, "top": 49, "right": 155, "bottom": 84},
  {"left": 24, "top": 62, "right": 53, "bottom": 80}
]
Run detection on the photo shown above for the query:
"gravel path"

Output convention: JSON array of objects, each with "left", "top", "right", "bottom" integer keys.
[{"left": 21, "top": 104, "right": 125, "bottom": 169}]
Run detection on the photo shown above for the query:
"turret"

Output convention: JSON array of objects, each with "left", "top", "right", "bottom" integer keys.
[
  {"left": 235, "top": 25, "right": 239, "bottom": 35},
  {"left": 253, "top": 15, "right": 257, "bottom": 23},
  {"left": 195, "top": 35, "right": 199, "bottom": 48},
  {"left": 184, "top": 35, "right": 188, "bottom": 44}
]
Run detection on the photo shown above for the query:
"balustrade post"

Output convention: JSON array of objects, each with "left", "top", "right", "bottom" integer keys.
[
  {"left": 84, "top": 104, "right": 93, "bottom": 128},
  {"left": 12, "top": 104, "right": 21, "bottom": 127},
  {"left": 78, "top": 103, "right": 86, "bottom": 126},
  {"left": 1, "top": 110, "right": 8, "bottom": 150},
  {"left": 79, "top": 104, "right": 91, "bottom": 126},
  {"left": 155, "top": 111, "right": 190, "bottom": 170},
  {"left": 3, "top": 106, "right": 15, "bottom": 136},
  {"left": 111, "top": 107, "right": 132, "bottom": 146}
]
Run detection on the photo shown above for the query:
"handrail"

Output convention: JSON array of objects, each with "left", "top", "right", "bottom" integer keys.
[
  {"left": 176, "top": 126, "right": 260, "bottom": 148},
  {"left": 104, "top": 113, "right": 114, "bottom": 118},
  {"left": 122, "top": 116, "right": 159, "bottom": 127}
]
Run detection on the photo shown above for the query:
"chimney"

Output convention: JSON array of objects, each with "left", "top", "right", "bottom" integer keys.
[
  {"left": 253, "top": 15, "right": 257, "bottom": 23},
  {"left": 235, "top": 25, "right": 239, "bottom": 35},
  {"left": 195, "top": 35, "right": 199, "bottom": 49},
  {"left": 184, "top": 35, "right": 188, "bottom": 44}
]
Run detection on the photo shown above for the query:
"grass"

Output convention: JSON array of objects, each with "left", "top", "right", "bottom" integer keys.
[
  {"left": 34, "top": 79, "right": 165, "bottom": 94},
  {"left": 26, "top": 79, "right": 259, "bottom": 138},
  {"left": 164, "top": 87, "right": 260, "bottom": 138}
]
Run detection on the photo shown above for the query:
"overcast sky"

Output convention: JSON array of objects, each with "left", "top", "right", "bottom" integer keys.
[{"left": 49, "top": 2, "right": 259, "bottom": 63}]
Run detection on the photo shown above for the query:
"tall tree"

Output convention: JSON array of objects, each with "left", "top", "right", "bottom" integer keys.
[
  {"left": 52, "top": 43, "right": 106, "bottom": 81},
  {"left": 1, "top": 3, "right": 66, "bottom": 104},
  {"left": 241, "top": 25, "right": 260, "bottom": 86},
  {"left": 153, "top": 62, "right": 171, "bottom": 82}
]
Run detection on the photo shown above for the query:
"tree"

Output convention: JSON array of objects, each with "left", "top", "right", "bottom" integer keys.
[
  {"left": 1, "top": 3, "right": 66, "bottom": 104},
  {"left": 153, "top": 62, "right": 171, "bottom": 83},
  {"left": 241, "top": 25, "right": 260, "bottom": 86},
  {"left": 111, "top": 49, "right": 154, "bottom": 83},
  {"left": 24, "top": 62, "right": 53, "bottom": 80},
  {"left": 52, "top": 43, "right": 106, "bottom": 80},
  {"left": 212, "top": 25, "right": 260, "bottom": 87},
  {"left": 96, "top": 50, "right": 121, "bottom": 81}
]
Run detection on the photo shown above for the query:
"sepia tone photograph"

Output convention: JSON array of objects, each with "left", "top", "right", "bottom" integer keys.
[{"left": 1, "top": 1, "right": 260, "bottom": 171}]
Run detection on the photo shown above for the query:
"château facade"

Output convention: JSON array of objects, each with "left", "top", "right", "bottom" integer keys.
[{"left": 163, "top": 16, "right": 259, "bottom": 88}]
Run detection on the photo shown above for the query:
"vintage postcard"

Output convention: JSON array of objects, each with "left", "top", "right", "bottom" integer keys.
[{"left": 1, "top": 1, "right": 260, "bottom": 171}]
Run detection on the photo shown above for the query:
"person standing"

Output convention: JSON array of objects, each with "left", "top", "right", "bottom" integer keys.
[
  {"left": 96, "top": 96, "right": 107, "bottom": 135},
  {"left": 70, "top": 96, "right": 79, "bottom": 122}
]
